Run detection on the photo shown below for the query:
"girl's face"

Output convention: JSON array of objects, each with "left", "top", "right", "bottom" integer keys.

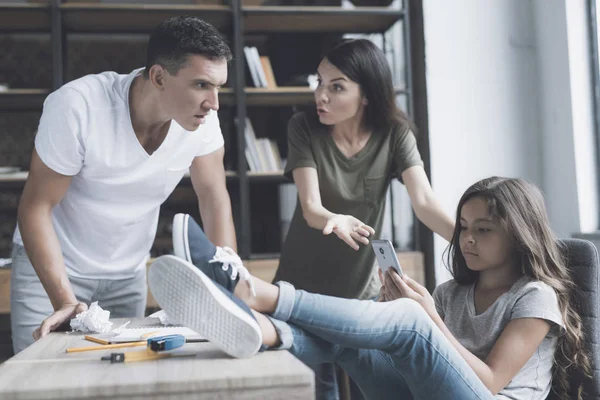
[
  {"left": 314, "top": 58, "right": 367, "bottom": 126},
  {"left": 459, "top": 197, "right": 517, "bottom": 273}
]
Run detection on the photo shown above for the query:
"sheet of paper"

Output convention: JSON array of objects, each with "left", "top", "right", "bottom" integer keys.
[{"left": 88, "top": 326, "right": 205, "bottom": 343}]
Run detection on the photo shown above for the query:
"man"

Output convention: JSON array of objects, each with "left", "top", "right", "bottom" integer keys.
[{"left": 11, "top": 16, "right": 235, "bottom": 353}]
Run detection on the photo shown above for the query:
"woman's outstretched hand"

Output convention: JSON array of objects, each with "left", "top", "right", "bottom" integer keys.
[{"left": 322, "top": 214, "right": 375, "bottom": 250}]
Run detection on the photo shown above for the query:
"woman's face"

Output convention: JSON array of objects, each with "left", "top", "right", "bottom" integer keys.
[{"left": 314, "top": 58, "right": 367, "bottom": 126}]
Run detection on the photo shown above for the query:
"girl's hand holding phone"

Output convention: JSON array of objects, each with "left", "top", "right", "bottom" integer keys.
[{"left": 382, "top": 268, "right": 438, "bottom": 319}]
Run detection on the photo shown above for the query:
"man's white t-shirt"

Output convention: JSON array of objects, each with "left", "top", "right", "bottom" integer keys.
[{"left": 13, "top": 68, "right": 224, "bottom": 279}]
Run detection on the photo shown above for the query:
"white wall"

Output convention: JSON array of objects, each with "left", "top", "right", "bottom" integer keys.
[
  {"left": 422, "top": 0, "right": 543, "bottom": 282},
  {"left": 533, "top": 0, "right": 598, "bottom": 236},
  {"left": 420, "top": 0, "right": 599, "bottom": 284}
]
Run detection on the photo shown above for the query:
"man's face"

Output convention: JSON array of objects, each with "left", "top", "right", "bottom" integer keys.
[{"left": 159, "top": 54, "right": 228, "bottom": 131}]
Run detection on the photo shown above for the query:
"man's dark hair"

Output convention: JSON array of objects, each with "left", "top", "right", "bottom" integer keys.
[{"left": 144, "top": 16, "right": 232, "bottom": 78}]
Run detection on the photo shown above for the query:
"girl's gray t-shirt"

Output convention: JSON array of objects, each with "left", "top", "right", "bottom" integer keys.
[{"left": 433, "top": 276, "right": 564, "bottom": 400}]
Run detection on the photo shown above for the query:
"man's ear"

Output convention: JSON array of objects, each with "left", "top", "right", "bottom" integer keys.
[{"left": 149, "top": 65, "right": 166, "bottom": 90}]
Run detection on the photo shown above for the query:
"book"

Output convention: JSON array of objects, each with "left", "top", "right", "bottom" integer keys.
[
  {"left": 251, "top": 47, "right": 268, "bottom": 88},
  {"left": 244, "top": 46, "right": 262, "bottom": 87},
  {"left": 244, "top": 118, "right": 262, "bottom": 171},
  {"left": 260, "top": 55, "right": 278, "bottom": 89}
]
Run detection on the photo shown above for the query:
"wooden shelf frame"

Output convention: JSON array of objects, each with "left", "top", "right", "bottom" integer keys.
[
  {"left": 242, "top": 6, "right": 404, "bottom": 33},
  {"left": 0, "top": 3, "right": 52, "bottom": 33},
  {"left": 59, "top": 3, "right": 232, "bottom": 33},
  {"left": 0, "top": 87, "right": 411, "bottom": 110},
  {"left": 0, "top": 90, "right": 50, "bottom": 111}
]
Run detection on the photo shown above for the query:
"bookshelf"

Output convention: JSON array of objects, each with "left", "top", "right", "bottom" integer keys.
[
  {"left": 0, "top": 3, "right": 51, "bottom": 32},
  {"left": 0, "top": 0, "right": 431, "bottom": 277}
]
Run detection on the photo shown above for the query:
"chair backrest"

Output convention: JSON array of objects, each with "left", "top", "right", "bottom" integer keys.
[{"left": 547, "top": 239, "right": 600, "bottom": 399}]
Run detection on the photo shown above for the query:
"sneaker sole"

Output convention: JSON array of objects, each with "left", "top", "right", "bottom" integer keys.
[
  {"left": 172, "top": 213, "right": 191, "bottom": 262},
  {"left": 148, "top": 255, "right": 262, "bottom": 358}
]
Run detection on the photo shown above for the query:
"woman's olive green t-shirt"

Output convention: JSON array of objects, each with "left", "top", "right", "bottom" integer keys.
[{"left": 274, "top": 112, "right": 423, "bottom": 299}]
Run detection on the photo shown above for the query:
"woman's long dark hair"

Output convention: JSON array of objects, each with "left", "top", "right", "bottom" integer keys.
[
  {"left": 445, "top": 177, "right": 591, "bottom": 399},
  {"left": 316, "top": 39, "right": 413, "bottom": 133}
]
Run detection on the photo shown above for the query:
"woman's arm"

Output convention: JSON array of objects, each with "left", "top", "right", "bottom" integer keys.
[
  {"left": 387, "top": 272, "right": 551, "bottom": 394},
  {"left": 293, "top": 167, "right": 375, "bottom": 250},
  {"left": 401, "top": 165, "right": 454, "bottom": 242},
  {"left": 292, "top": 167, "right": 334, "bottom": 230}
]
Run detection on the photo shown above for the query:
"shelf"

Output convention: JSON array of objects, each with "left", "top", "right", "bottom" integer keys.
[
  {"left": 241, "top": 87, "right": 408, "bottom": 106},
  {"left": 0, "top": 172, "right": 27, "bottom": 183},
  {"left": 0, "top": 171, "right": 245, "bottom": 184},
  {"left": 181, "top": 171, "right": 284, "bottom": 183},
  {"left": 247, "top": 252, "right": 280, "bottom": 260},
  {"left": 245, "top": 87, "right": 313, "bottom": 106},
  {"left": 243, "top": 6, "right": 403, "bottom": 33},
  {"left": 60, "top": 3, "right": 232, "bottom": 33},
  {"left": 247, "top": 171, "right": 286, "bottom": 182},
  {"left": 0, "top": 87, "right": 405, "bottom": 110},
  {"left": 219, "top": 87, "right": 315, "bottom": 107},
  {"left": 0, "top": 89, "right": 50, "bottom": 111},
  {"left": 0, "top": 3, "right": 51, "bottom": 33}
]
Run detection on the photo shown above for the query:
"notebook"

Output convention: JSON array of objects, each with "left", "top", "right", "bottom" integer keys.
[{"left": 84, "top": 319, "right": 206, "bottom": 344}]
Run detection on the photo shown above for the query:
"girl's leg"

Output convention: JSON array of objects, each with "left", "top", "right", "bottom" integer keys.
[
  {"left": 265, "top": 315, "right": 413, "bottom": 400},
  {"left": 270, "top": 282, "right": 494, "bottom": 400}
]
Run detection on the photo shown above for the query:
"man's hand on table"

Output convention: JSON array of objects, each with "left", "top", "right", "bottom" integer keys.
[{"left": 33, "top": 302, "right": 88, "bottom": 340}]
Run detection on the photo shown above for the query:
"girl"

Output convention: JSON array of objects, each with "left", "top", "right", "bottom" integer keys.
[{"left": 149, "top": 177, "right": 591, "bottom": 400}]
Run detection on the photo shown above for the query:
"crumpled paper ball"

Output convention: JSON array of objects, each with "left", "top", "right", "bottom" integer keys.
[
  {"left": 70, "top": 301, "right": 113, "bottom": 333},
  {"left": 148, "top": 309, "right": 179, "bottom": 326}
]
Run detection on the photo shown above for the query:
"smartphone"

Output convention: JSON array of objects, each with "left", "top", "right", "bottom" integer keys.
[{"left": 371, "top": 239, "right": 404, "bottom": 277}]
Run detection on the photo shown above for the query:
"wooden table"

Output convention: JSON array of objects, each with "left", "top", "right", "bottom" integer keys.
[{"left": 0, "top": 318, "right": 315, "bottom": 399}]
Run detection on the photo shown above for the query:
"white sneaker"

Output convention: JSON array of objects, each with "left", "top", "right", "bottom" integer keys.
[{"left": 148, "top": 255, "right": 262, "bottom": 358}]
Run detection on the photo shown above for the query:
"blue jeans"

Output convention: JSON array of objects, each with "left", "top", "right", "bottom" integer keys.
[
  {"left": 268, "top": 282, "right": 495, "bottom": 400},
  {"left": 310, "top": 362, "right": 339, "bottom": 400}
]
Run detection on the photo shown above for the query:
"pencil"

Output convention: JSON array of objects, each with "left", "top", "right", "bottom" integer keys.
[
  {"left": 84, "top": 330, "right": 160, "bottom": 345},
  {"left": 66, "top": 341, "right": 147, "bottom": 353},
  {"left": 84, "top": 335, "right": 110, "bottom": 345}
]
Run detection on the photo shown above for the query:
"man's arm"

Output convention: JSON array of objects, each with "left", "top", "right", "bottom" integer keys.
[
  {"left": 189, "top": 146, "right": 237, "bottom": 250},
  {"left": 18, "top": 149, "right": 87, "bottom": 339}
]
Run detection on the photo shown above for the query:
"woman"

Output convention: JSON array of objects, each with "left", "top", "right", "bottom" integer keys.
[
  {"left": 276, "top": 39, "right": 453, "bottom": 300},
  {"left": 274, "top": 39, "right": 454, "bottom": 399}
]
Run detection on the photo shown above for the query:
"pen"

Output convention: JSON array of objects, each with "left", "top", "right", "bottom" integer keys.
[
  {"left": 101, "top": 351, "right": 197, "bottom": 363},
  {"left": 101, "top": 351, "right": 172, "bottom": 363}
]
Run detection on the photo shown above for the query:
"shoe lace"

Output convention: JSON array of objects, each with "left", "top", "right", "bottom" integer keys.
[{"left": 209, "top": 247, "right": 256, "bottom": 297}]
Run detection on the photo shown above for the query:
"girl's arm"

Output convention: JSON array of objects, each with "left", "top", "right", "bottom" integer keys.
[
  {"left": 401, "top": 165, "right": 454, "bottom": 242},
  {"left": 389, "top": 273, "right": 551, "bottom": 394},
  {"left": 293, "top": 167, "right": 375, "bottom": 250}
]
